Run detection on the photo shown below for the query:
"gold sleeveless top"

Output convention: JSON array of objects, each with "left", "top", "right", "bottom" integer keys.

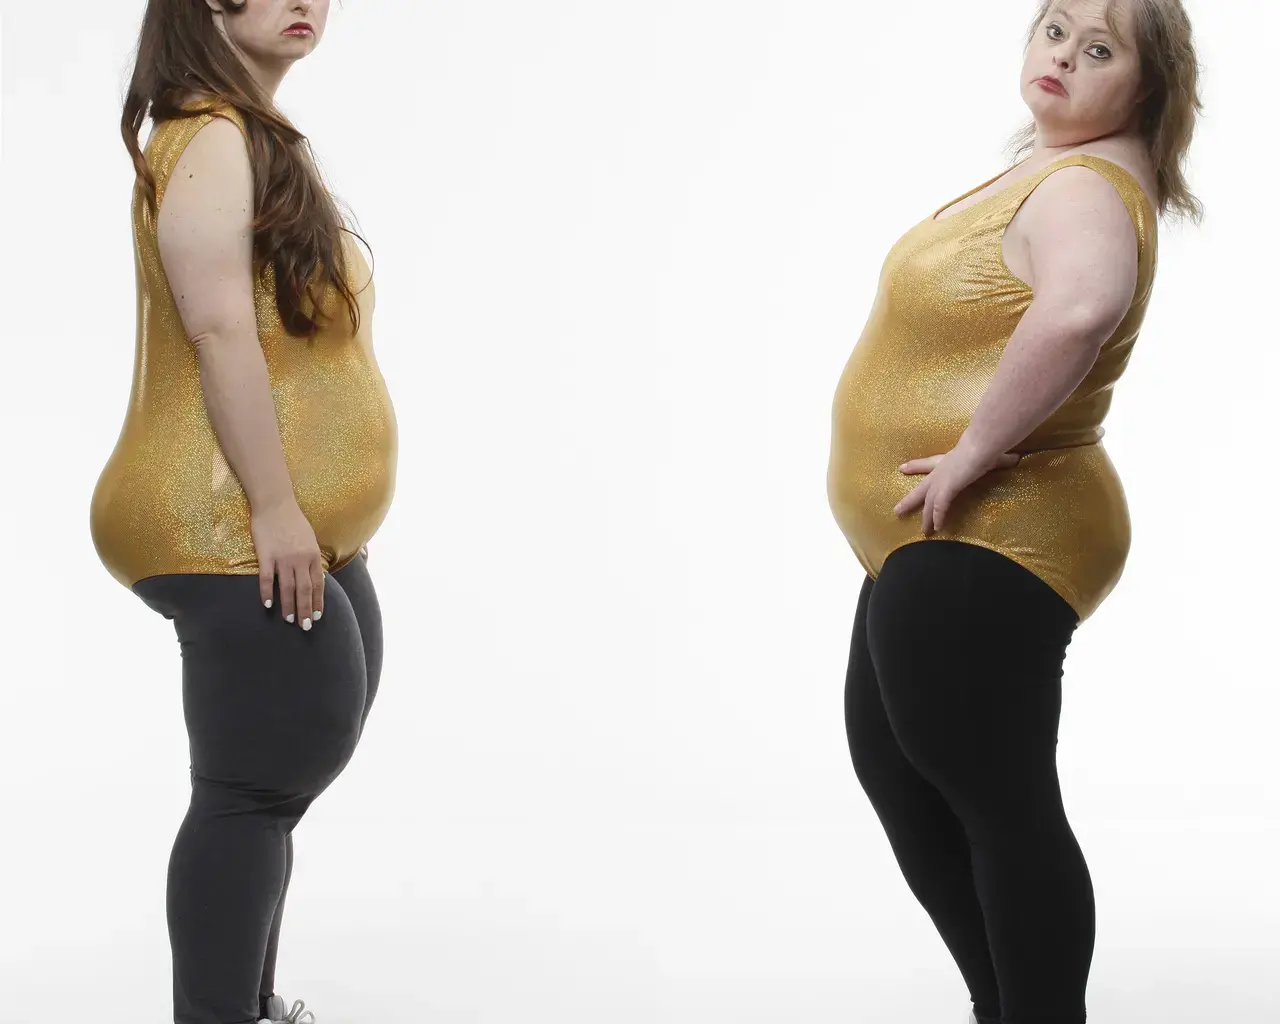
[
  {"left": 827, "top": 154, "right": 1157, "bottom": 621},
  {"left": 91, "top": 105, "right": 397, "bottom": 588}
]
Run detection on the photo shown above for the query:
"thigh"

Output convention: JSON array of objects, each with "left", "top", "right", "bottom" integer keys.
[
  {"left": 135, "top": 572, "right": 369, "bottom": 796},
  {"left": 847, "top": 570, "right": 965, "bottom": 830},
  {"left": 845, "top": 574, "right": 898, "bottom": 778},
  {"left": 332, "top": 553, "right": 383, "bottom": 722},
  {"left": 866, "top": 542, "right": 1078, "bottom": 813}
]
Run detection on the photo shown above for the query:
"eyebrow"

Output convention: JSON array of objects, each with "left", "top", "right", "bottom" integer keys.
[{"left": 1048, "top": 6, "right": 1118, "bottom": 40}]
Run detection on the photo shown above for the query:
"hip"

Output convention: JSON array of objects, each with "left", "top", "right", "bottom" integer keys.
[
  {"left": 132, "top": 555, "right": 381, "bottom": 765},
  {"left": 91, "top": 456, "right": 393, "bottom": 587},
  {"left": 828, "top": 443, "right": 1131, "bottom": 621}
]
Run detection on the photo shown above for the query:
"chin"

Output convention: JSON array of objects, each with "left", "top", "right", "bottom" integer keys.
[
  {"left": 1022, "top": 90, "right": 1061, "bottom": 121},
  {"left": 277, "top": 40, "right": 317, "bottom": 59}
]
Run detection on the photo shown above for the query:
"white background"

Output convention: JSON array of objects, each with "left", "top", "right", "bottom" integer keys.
[{"left": 1, "top": 1, "right": 1276, "bottom": 1021}]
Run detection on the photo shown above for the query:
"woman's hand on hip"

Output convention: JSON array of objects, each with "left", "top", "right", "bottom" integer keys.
[
  {"left": 895, "top": 440, "right": 1021, "bottom": 535},
  {"left": 251, "top": 499, "right": 325, "bottom": 630}
]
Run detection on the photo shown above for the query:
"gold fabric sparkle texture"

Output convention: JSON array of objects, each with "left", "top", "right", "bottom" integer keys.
[
  {"left": 827, "top": 154, "right": 1157, "bottom": 621},
  {"left": 91, "top": 106, "right": 397, "bottom": 587}
]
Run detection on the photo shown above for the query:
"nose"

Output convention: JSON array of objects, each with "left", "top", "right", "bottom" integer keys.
[{"left": 1051, "top": 48, "right": 1073, "bottom": 72}]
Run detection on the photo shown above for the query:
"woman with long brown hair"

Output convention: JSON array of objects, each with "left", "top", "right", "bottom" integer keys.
[
  {"left": 827, "top": 1, "right": 1200, "bottom": 1021},
  {"left": 90, "top": 2, "right": 396, "bottom": 1021}
]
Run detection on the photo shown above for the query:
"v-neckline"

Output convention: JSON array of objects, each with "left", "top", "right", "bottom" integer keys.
[{"left": 930, "top": 157, "right": 1039, "bottom": 224}]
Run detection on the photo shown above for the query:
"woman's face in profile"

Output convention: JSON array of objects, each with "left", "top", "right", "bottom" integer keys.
[
  {"left": 208, "top": 0, "right": 331, "bottom": 65},
  {"left": 1020, "top": 0, "right": 1145, "bottom": 137}
]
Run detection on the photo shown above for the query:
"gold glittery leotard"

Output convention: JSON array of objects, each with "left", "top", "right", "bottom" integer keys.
[
  {"left": 827, "top": 154, "right": 1157, "bottom": 621},
  {"left": 91, "top": 105, "right": 397, "bottom": 588}
]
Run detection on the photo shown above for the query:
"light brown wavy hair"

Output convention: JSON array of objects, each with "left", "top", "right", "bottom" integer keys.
[
  {"left": 1010, "top": 0, "right": 1204, "bottom": 222},
  {"left": 122, "top": 0, "right": 363, "bottom": 336}
]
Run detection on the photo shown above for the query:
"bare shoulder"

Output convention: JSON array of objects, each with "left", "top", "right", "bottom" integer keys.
[
  {"left": 1068, "top": 139, "right": 1158, "bottom": 207},
  {"left": 1011, "top": 146, "right": 1152, "bottom": 260},
  {"left": 171, "top": 115, "right": 251, "bottom": 180},
  {"left": 1020, "top": 164, "right": 1133, "bottom": 226},
  {"left": 1010, "top": 161, "right": 1140, "bottom": 302},
  {"left": 158, "top": 116, "right": 254, "bottom": 288},
  {"left": 157, "top": 115, "right": 258, "bottom": 342},
  {"left": 160, "top": 116, "right": 252, "bottom": 231}
]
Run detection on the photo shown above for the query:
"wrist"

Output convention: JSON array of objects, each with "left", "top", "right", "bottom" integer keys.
[
  {"left": 249, "top": 486, "right": 299, "bottom": 517},
  {"left": 955, "top": 428, "right": 1002, "bottom": 466}
]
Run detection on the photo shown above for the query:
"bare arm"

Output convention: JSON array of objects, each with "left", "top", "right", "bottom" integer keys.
[
  {"left": 157, "top": 117, "right": 295, "bottom": 514},
  {"left": 957, "top": 166, "right": 1139, "bottom": 462},
  {"left": 158, "top": 117, "right": 322, "bottom": 625}
]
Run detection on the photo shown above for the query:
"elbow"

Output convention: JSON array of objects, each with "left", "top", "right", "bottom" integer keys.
[
  {"left": 1038, "top": 300, "right": 1126, "bottom": 353},
  {"left": 189, "top": 327, "right": 259, "bottom": 361},
  {"left": 190, "top": 332, "right": 228, "bottom": 372},
  {"left": 189, "top": 330, "right": 216, "bottom": 353}
]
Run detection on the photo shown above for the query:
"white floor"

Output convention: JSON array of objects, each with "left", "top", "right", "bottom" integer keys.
[{"left": 3, "top": 815, "right": 1275, "bottom": 1022}]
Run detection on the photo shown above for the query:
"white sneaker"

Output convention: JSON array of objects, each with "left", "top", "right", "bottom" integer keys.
[{"left": 260, "top": 995, "right": 316, "bottom": 1024}]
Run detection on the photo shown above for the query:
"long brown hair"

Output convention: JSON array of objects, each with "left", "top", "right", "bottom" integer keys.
[
  {"left": 1011, "top": 0, "right": 1204, "bottom": 222},
  {"left": 122, "top": 0, "right": 362, "bottom": 336}
]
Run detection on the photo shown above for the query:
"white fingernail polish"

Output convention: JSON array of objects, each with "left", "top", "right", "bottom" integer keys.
[
  {"left": 265, "top": 599, "right": 273, "bottom": 609},
  {"left": 286, "top": 613, "right": 295, "bottom": 624},
  {"left": 303, "top": 618, "right": 312, "bottom": 631},
  {"left": 313, "top": 610, "right": 323, "bottom": 621}
]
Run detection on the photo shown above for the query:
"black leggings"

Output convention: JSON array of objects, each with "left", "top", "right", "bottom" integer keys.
[
  {"left": 845, "top": 540, "right": 1092, "bottom": 1024},
  {"left": 135, "top": 554, "right": 382, "bottom": 1024}
]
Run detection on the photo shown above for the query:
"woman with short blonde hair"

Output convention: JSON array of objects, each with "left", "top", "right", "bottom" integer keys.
[{"left": 827, "top": 1, "right": 1201, "bottom": 1020}]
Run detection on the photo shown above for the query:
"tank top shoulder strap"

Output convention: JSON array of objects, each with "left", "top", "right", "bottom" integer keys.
[
  {"left": 147, "top": 101, "right": 250, "bottom": 211},
  {"left": 998, "top": 153, "right": 1158, "bottom": 287},
  {"left": 1003, "top": 154, "right": 1157, "bottom": 245}
]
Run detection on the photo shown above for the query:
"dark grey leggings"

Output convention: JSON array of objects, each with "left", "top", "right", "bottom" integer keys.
[{"left": 134, "top": 553, "right": 382, "bottom": 1024}]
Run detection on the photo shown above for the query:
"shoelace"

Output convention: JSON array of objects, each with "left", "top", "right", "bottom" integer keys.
[{"left": 277, "top": 1000, "right": 315, "bottom": 1024}]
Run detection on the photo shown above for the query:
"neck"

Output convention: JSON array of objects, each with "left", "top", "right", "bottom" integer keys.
[
  {"left": 1031, "top": 130, "right": 1101, "bottom": 158},
  {"left": 1029, "top": 111, "right": 1142, "bottom": 158},
  {"left": 237, "top": 52, "right": 289, "bottom": 98},
  {"left": 214, "top": 24, "right": 290, "bottom": 98}
]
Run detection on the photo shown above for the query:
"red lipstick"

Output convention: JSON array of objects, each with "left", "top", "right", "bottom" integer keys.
[
  {"left": 283, "top": 22, "right": 314, "bottom": 37},
  {"left": 1034, "top": 75, "right": 1067, "bottom": 96}
]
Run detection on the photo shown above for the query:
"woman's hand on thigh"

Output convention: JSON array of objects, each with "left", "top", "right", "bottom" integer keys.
[{"left": 251, "top": 499, "right": 325, "bottom": 629}]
